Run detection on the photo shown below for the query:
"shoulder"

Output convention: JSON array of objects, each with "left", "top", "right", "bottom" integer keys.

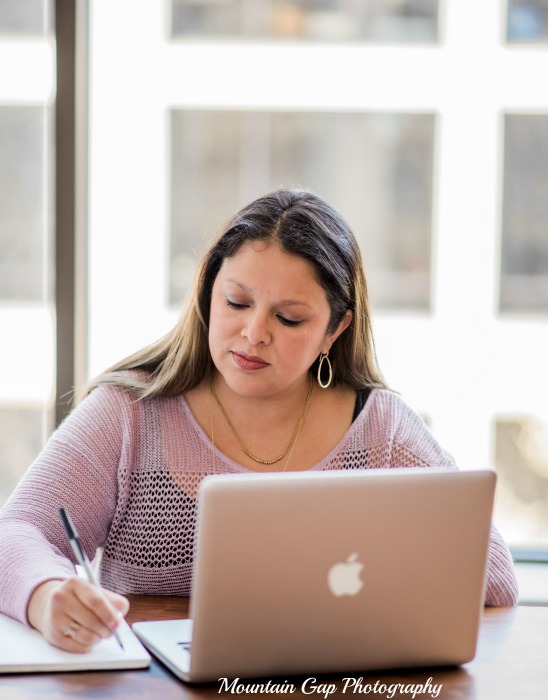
[
  {"left": 354, "top": 389, "right": 457, "bottom": 468},
  {"left": 48, "top": 384, "right": 136, "bottom": 460},
  {"left": 358, "top": 389, "right": 422, "bottom": 429},
  {"left": 74, "top": 380, "right": 139, "bottom": 420},
  {"left": 55, "top": 380, "right": 188, "bottom": 465},
  {"left": 60, "top": 372, "right": 162, "bottom": 442},
  {"left": 347, "top": 389, "right": 414, "bottom": 444}
]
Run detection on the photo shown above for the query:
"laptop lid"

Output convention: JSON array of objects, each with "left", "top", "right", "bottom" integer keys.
[{"left": 133, "top": 467, "right": 495, "bottom": 683}]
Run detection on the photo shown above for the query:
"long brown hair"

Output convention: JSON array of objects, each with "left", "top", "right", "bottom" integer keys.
[{"left": 83, "top": 189, "right": 386, "bottom": 400}]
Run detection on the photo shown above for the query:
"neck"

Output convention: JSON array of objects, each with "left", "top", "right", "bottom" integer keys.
[
  {"left": 211, "top": 374, "right": 312, "bottom": 421},
  {"left": 209, "top": 373, "right": 314, "bottom": 469}
]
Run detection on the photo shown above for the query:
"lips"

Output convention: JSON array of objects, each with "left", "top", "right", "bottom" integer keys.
[{"left": 231, "top": 351, "right": 270, "bottom": 371}]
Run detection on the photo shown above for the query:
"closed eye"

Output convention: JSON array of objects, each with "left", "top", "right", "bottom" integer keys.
[
  {"left": 277, "top": 315, "right": 303, "bottom": 327},
  {"left": 226, "top": 298, "right": 303, "bottom": 327},
  {"left": 225, "top": 298, "right": 248, "bottom": 310}
]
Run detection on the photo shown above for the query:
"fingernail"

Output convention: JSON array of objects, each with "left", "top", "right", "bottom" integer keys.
[{"left": 110, "top": 613, "right": 123, "bottom": 631}]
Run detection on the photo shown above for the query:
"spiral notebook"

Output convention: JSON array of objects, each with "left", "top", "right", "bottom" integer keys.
[{"left": 0, "top": 614, "right": 150, "bottom": 673}]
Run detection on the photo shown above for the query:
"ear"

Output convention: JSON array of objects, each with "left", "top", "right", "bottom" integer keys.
[{"left": 321, "top": 310, "right": 353, "bottom": 354}]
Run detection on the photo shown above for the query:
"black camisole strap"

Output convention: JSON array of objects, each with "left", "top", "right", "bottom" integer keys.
[{"left": 352, "top": 387, "right": 372, "bottom": 422}]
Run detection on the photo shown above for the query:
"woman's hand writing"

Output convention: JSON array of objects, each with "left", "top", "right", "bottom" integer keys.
[{"left": 27, "top": 577, "right": 129, "bottom": 653}]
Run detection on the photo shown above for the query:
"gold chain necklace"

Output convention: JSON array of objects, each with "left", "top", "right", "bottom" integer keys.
[{"left": 209, "top": 375, "right": 313, "bottom": 467}]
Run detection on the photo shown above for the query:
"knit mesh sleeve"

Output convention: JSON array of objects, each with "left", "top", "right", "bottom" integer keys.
[
  {"left": 484, "top": 524, "right": 519, "bottom": 606},
  {"left": 0, "top": 385, "right": 131, "bottom": 624}
]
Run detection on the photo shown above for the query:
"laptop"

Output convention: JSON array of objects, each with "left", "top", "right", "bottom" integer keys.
[{"left": 132, "top": 467, "right": 495, "bottom": 683}]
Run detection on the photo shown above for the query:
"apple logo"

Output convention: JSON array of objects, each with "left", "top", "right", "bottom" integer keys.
[{"left": 327, "top": 552, "right": 364, "bottom": 597}]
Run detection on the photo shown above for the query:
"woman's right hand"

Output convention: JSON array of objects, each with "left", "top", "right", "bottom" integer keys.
[{"left": 27, "top": 577, "right": 130, "bottom": 653}]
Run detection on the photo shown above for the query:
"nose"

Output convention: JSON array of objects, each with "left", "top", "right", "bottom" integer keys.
[{"left": 241, "top": 311, "right": 271, "bottom": 345}]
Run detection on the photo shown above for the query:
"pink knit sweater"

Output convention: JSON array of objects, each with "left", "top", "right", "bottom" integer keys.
[{"left": 0, "top": 384, "right": 518, "bottom": 624}]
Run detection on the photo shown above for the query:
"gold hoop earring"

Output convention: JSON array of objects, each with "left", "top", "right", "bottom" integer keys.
[{"left": 317, "top": 352, "right": 333, "bottom": 389}]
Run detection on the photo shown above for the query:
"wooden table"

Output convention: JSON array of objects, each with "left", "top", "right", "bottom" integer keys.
[{"left": 1, "top": 596, "right": 546, "bottom": 699}]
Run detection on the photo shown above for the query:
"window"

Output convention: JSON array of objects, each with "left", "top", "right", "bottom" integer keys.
[
  {"left": 0, "top": 1, "right": 53, "bottom": 507},
  {"left": 0, "top": 106, "right": 47, "bottom": 301},
  {"left": 0, "top": 408, "right": 44, "bottom": 504},
  {"left": 0, "top": 0, "right": 50, "bottom": 35},
  {"left": 500, "top": 114, "right": 548, "bottom": 313},
  {"left": 495, "top": 417, "right": 548, "bottom": 550},
  {"left": 170, "top": 110, "right": 434, "bottom": 309},
  {"left": 171, "top": 0, "right": 439, "bottom": 43},
  {"left": 507, "top": 0, "right": 548, "bottom": 42}
]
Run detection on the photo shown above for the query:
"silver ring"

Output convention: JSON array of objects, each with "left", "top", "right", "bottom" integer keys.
[{"left": 63, "top": 621, "right": 80, "bottom": 641}]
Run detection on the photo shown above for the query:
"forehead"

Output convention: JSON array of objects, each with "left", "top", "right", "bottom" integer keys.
[{"left": 216, "top": 241, "right": 327, "bottom": 299}]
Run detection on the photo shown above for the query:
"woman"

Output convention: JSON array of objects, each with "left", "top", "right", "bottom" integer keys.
[{"left": 0, "top": 189, "right": 518, "bottom": 653}]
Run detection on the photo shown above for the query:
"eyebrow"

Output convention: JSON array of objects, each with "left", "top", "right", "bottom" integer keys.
[{"left": 224, "top": 280, "right": 313, "bottom": 309}]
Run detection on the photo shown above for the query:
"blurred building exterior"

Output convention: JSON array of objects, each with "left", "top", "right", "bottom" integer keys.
[{"left": 1, "top": 1, "right": 547, "bottom": 550}]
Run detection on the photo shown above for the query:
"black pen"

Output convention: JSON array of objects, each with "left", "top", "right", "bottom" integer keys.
[{"left": 58, "top": 507, "right": 124, "bottom": 650}]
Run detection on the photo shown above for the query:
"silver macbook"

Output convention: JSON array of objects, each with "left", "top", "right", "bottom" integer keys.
[{"left": 132, "top": 467, "right": 495, "bottom": 683}]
